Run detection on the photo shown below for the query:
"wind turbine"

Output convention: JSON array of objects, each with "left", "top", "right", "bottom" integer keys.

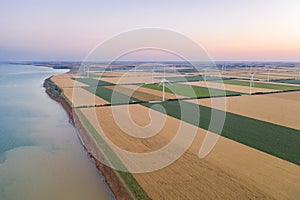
[
  {"left": 82, "top": 65, "right": 85, "bottom": 76},
  {"left": 83, "top": 65, "right": 88, "bottom": 77},
  {"left": 204, "top": 68, "right": 207, "bottom": 81},
  {"left": 87, "top": 66, "right": 90, "bottom": 78},
  {"left": 249, "top": 65, "right": 252, "bottom": 74},
  {"left": 221, "top": 64, "right": 225, "bottom": 74},
  {"left": 158, "top": 67, "right": 172, "bottom": 102},
  {"left": 265, "top": 65, "right": 271, "bottom": 82},
  {"left": 152, "top": 67, "right": 156, "bottom": 84},
  {"left": 249, "top": 73, "right": 255, "bottom": 95},
  {"left": 172, "top": 65, "right": 176, "bottom": 74}
]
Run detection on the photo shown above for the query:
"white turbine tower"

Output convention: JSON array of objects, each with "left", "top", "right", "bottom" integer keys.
[
  {"left": 152, "top": 66, "right": 157, "bottom": 84},
  {"left": 265, "top": 65, "right": 271, "bottom": 82},
  {"left": 82, "top": 65, "right": 85, "bottom": 76},
  {"left": 172, "top": 65, "right": 176, "bottom": 74},
  {"left": 203, "top": 68, "right": 207, "bottom": 82},
  {"left": 159, "top": 78, "right": 167, "bottom": 102},
  {"left": 86, "top": 66, "right": 90, "bottom": 78},
  {"left": 249, "top": 73, "right": 255, "bottom": 95},
  {"left": 221, "top": 64, "right": 224, "bottom": 74},
  {"left": 158, "top": 67, "right": 172, "bottom": 102},
  {"left": 83, "top": 65, "right": 88, "bottom": 77}
]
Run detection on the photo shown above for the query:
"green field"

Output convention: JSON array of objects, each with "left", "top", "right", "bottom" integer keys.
[
  {"left": 73, "top": 77, "right": 115, "bottom": 86},
  {"left": 272, "top": 79, "right": 300, "bottom": 85},
  {"left": 143, "top": 83, "right": 241, "bottom": 98},
  {"left": 213, "top": 79, "right": 300, "bottom": 91},
  {"left": 165, "top": 75, "right": 226, "bottom": 82},
  {"left": 142, "top": 100, "right": 300, "bottom": 165}
]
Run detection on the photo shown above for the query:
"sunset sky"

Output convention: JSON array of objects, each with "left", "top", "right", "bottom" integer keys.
[{"left": 1, "top": 0, "right": 300, "bottom": 61}]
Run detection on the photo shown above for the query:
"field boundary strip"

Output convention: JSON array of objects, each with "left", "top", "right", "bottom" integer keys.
[{"left": 75, "top": 109, "right": 150, "bottom": 200}]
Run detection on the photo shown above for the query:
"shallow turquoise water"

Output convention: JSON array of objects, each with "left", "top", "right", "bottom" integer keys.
[{"left": 0, "top": 64, "right": 112, "bottom": 200}]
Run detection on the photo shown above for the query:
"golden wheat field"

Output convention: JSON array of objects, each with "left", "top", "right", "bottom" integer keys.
[
  {"left": 79, "top": 104, "right": 300, "bottom": 199},
  {"left": 52, "top": 69, "right": 300, "bottom": 199}
]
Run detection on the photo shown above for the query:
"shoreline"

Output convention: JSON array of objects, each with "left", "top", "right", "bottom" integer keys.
[{"left": 43, "top": 77, "right": 134, "bottom": 200}]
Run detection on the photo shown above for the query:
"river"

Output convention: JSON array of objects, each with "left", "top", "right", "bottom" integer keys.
[{"left": 0, "top": 64, "right": 112, "bottom": 200}]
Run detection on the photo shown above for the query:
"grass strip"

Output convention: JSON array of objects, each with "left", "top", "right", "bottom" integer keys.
[{"left": 76, "top": 109, "right": 150, "bottom": 200}]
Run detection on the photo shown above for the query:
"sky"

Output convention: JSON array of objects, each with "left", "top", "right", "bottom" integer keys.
[{"left": 0, "top": 0, "right": 300, "bottom": 61}]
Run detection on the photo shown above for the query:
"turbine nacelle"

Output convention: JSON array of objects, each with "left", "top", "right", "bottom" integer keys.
[{"left": 158, "top": 78, "right": 172, "bottom": 102}]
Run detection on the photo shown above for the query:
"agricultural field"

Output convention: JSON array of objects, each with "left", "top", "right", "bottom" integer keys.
[
  {"left": 73, "top": 76, "right": 300, "bottom": 165},
  {"left": 212, "top": 79, "right": 300, "bottom": 91},
  {"left": 182, "top": 81, "right": 276, "bottom": 94},
  {"left": 78, "top": 104, "right": 300, "bottom": 199},
  {"left": 272, "top": 78, "right": 300, "bottom": 85},
  {"left": 73, "top": 77, "right": 114, "bottom": 86},
  {"left": 75, "top": 76, "right": 241, "bottom": 100},
  {"left": 100, "top": 75, "right": 155, "bottom": 85},
  {"left": 142, "top": 83, "right": 241, "bottom": 98},
  {"left": 52, "top": 67, "right": 300, "bottom": 199},
  {"left": 63, "top": 87, "right": 109, "bottom": 107},
  {"left": 52, "top": 74, "right": 88, "bottom": 88},
  {"left": 220, "top": 72, "right": 294, "bottom": 81},
  {"left": 164, "top": 75, "right": 224, "bottom": 82},
  {"left": 103, "top": 85, "right": 181, "bottom": 101},
  {"left": 69, "top": 72, "right": 300, "bottom": 164},
  {"left": 83, "top": 85, "right": 138, "bottom": 104},
  {"left": 187, "top": 91, "right": 300, "bottom": 130},
  {"left": 142, "top": 100, "right": 300, "bottom": 165}
]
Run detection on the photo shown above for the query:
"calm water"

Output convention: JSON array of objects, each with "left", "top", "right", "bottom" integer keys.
[{"left": 0, "top": 64, "right": 112, "bottom": 200}]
